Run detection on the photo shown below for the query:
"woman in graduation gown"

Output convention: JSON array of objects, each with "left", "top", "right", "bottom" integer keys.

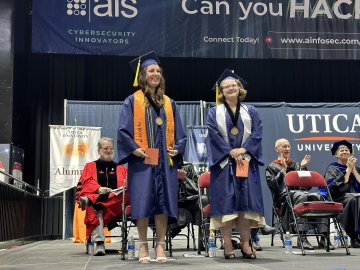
[
  {"left": 117, "top": 51, "right": 187, "bottom": 263},
  {"left": 206, "top": 69, "right": 265, "bottom": 260},
  {"left": 324, "top": 140, "right": 360, "bottom": 248}
]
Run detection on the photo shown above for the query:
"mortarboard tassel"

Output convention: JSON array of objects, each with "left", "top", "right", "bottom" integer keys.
[
  {"left": 215, "top": 82, "right": 219, "bottom": 105},
  {"left": 133, "top": 58, "right": 141, "bottom": 87},
  {"left": 168, "top": 155, "right": 173, "bottom": 167}
]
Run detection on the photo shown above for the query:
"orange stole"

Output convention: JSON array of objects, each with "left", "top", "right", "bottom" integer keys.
[{"left": 133, "top": 90, "right": 174, "bottom": 149}]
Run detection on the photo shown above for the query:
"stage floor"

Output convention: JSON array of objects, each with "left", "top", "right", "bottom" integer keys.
[{"left": 0, "top": 233, "right": 357, "bottom": 270}]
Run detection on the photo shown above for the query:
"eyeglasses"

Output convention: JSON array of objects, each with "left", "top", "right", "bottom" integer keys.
[
  {"left": 222, "top": 84, "right": 238, "bottom": 90},
  {"left": 101, "top": 147, "right": 114, "bottom": 151}
]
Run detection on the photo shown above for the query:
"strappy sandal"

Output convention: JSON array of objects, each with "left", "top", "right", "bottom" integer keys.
[
  {"left": 155, "top": 242, "right": 167, "bottom": 263},
  {"left": 138, "top": 242, "right": 151, "bottom": 264},
  {"left": 224, "top": 251, "right": 236, "bottom": 259}
]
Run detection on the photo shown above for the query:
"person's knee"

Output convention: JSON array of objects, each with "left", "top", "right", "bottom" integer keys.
[{"left": 200, "top": 195, "right": 209, "bottom": 206}]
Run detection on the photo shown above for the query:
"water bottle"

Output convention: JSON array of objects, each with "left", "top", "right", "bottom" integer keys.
[
  {"left": 284, "top": 231, "right": 292, "bottom": 255},
  {"left": 333, "top": 230, "right": 340, "bottom": 248},
  {"left": 208, "top": 230, "right": 216, "bottom": 258},
  {"left": 342, "top": 231, "right": 349, "bottom": 247},
  {"left": 127, "top": 235, "right": 135, "bottom": 260},
  {"left": 86, "top": 241, "right": 94, "bottom": 255}
]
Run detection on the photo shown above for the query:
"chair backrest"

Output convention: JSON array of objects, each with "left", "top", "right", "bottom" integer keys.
[
  {"left": 284, "top": 171, "right": 327, "bottom": 188},
  {"left": 122, "top": 177, "right": 128, "bottom": 189},
  {"left": 198, "top": 171, "right": 210, "bottom": 189}
]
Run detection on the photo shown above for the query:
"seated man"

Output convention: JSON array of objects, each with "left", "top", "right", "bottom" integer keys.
[
  {"left": 324, "top": 140, "right": 360, "bottom": 248},
  {"left": 76, "top": 137, "right": 129, "bottom": 256},
  {"left": 171, "top": 162, "right": 209, "bottom": 242},
  {"left": 265, "top": 138, "right": 333, "bottom": 250}
]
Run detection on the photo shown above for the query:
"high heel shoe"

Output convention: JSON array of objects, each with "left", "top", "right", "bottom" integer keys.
[
  {"left": 138, "top": 242, "right": 151, "bottom": 264},
  {"left": 241, "top": 248, "right": 256, "bottom": 259},
  {"left": 224, "top": 250, "right": 236, "bottom": 259},
  {"left": 155, "top": 242, "right": 167, "bottom": 263}
]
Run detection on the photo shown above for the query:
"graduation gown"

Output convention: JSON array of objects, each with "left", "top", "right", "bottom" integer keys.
[
  {"left": 324, "top": 162, "right": 360, "bottom": 238},
  {"left": 117, "top": 94, "right": 187, "bottom": 224},
  {"left": 75, "top": 161, "right": 129, "bottom": 240},
  {"left": 206, "top": 104, "right": 264, "bottom": 219}
]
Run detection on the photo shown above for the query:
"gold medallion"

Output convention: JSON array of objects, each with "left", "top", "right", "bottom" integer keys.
[
  {"left": 155, "top": 117, "right": 163, "bottom": 126},
  {"left": 231, "top": 127, "right": 239, "bottom": 136}
]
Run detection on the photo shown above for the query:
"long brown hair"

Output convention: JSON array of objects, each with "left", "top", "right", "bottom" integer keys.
[
  {"left": 217, "top": 79, "right": 247, "bottom": 104},
  {"left": 138, "top": 66, "right": 166, "bottom": 107}
]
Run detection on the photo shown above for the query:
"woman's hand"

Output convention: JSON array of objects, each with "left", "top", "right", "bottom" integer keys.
[
  {"left": 167, "top": 146, "right": 179, "bottom": 157},
  {"left": 346, "top": 156, "right": 357, "bottom": 171},
  {"left": 132, "top": 148, "right": 148, "bottom": 158},
  {"left": 230, "top": 147, "right": 246, "bottom": 160}
]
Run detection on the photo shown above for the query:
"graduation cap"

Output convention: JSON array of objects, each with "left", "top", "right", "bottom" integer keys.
[
  {"left": 330, "top": 140, "right": 353, "bottom": 155},
  {"left": 129, "top": 51, "right": 161, "bottom": 87},
  {"left": 212, "top": 69, "right": 248, "bottom": 104}
]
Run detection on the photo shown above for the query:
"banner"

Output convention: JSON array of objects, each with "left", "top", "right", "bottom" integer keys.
[
  {"left": 186, "top": 126, "right": 209, "bottom": 175},
  {"left": 32, "top": 0, "right": 360, "bottom": 59},
  {"left": 257, "top": 103, "right": 360, "bottom": 178},
  {"left": 49, "top": 125, "right": 101, "bottom": 196}
]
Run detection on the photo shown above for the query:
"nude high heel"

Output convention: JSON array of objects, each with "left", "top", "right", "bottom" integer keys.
[
  {"left": 138, "top": 242, "right": 151, "bottom": 264},
  {"left": 155, "top": 242, "right": 167, "bottom": 263}
]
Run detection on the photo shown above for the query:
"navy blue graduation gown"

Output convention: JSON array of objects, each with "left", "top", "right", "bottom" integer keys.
[
  {"left": 206, "top": 104, "right": 265, "bottom": 217},
  {"left": 117, "top": 94, "right": 187, "bottom": 224}
]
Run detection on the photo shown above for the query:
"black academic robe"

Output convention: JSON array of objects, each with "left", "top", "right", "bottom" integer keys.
[{"left": 324, "top": 162, "right": 360, "bottom": 239}]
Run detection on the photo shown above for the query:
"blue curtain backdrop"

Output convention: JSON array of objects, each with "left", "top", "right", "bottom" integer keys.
[{"left": 65, "top": 100, "right": 360, "bottom": 238}]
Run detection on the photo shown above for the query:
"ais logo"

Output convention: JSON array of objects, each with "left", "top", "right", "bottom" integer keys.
[
  {"left": 67, "top": 0, "right": 87, "bottom": 16},
  {"left": 66, "top": 0, "right": 138, "bottom": 19}
]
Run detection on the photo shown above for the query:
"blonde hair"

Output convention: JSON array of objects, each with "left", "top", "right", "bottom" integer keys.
[
  {"left": 138, "top": 66, "right": 166, "bottom": 108},
  {"left": 217, "top": 79, "right": 247, "bottom": 104}
]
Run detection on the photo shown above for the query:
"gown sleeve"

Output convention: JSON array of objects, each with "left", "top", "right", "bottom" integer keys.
[
  {"left": 172, "top": 100, "right": 187, "bottom": 158},
  {"left": 324, "top": 164, "right": 351, "bottom": 196},
  {"left": 117, "top": 95, "right": 142, "bottom": 164},
  {"left": 205, "top": 107, "right": 232, "bottom": 168},
  {"left": 265, "top": 162, "right": 284, "bottom": 196},
  {"left": 75, "top": 162, "right": 100, "bottom": 201},
  {"left": 241, "top": 105, "right": 264, "bottom": 166}
]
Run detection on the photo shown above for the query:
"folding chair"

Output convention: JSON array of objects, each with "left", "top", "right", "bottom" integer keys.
[
  {"left": 109, "top": 178, "right": 134, "bottom": 260},
  {"left": 198, "top": 171, "right": 211, "bottom": 256},
  {"left": 284, "top": 170, "right": 350, "bottom": 255},
  {"left": 270, "top": 203, "right": 285, "bottom": 247}
]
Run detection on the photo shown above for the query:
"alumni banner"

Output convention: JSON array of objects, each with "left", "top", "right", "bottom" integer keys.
[
  {"left": 49, "top": 125, "right": 101, "bottom": 196},
  {"left": 32, "top": 0, "right": 360, "bottom": 59}
]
